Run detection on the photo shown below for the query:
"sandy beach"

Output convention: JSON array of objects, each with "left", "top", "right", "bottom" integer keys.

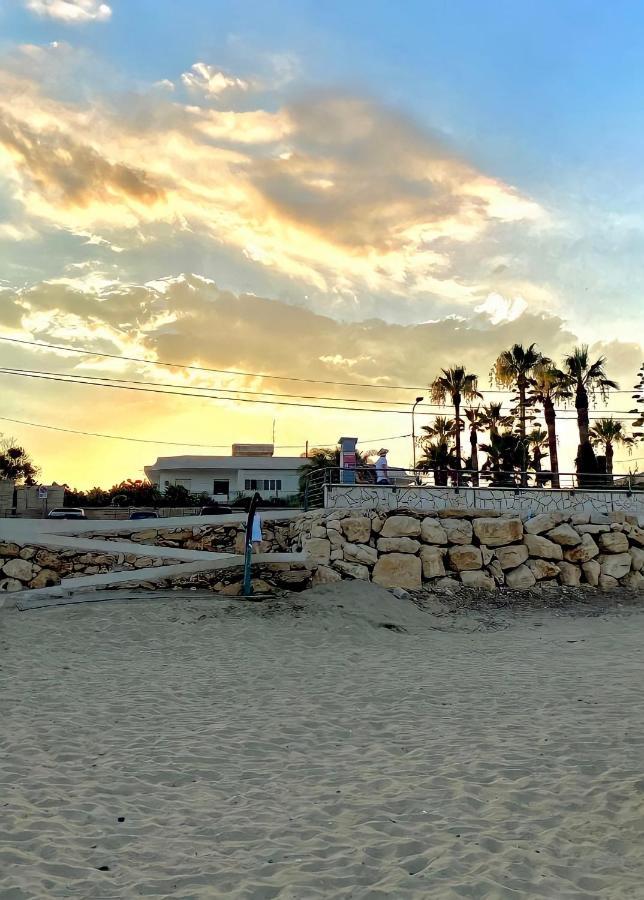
[{"left": 2, "top": 585, "right": 644, "bottom": 899}]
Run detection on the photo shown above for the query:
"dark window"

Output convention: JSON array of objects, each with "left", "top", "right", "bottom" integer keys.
[
  {"left": 212, "top": 480, "right": 229, "bottom": 496},
  {"left": 245, "top": 479, "right": 258, "bottom": 490},
  {"left": 276, "top": 480, "right": 282, "bottom": 490}
]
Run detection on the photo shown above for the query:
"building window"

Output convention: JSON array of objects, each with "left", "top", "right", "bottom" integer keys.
[
  {"left": 212, "top": 480, "right": 229, "bottom": 496},
  {"left": 245, "top": 479, "right": 258, "bottom": 490}
]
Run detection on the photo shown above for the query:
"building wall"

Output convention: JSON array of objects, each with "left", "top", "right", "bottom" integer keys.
[
  {"left": 16, "top": 484, "right": 65, "bottom": 515},
  {"left": 0, "top": 480, "right": 14, "bottom": 516},
  {"left": 326, "top": 484, "right": 644, "bottom": 521},
  {"left": 154, "top": 467, "right": 300, "bottom": 499}
]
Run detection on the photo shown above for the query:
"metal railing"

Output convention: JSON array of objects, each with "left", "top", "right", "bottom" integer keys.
[{"left": 301, "top": 466, "right": 642, "bottom": 510}]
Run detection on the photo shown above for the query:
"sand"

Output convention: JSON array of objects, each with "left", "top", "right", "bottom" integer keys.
[{"left": 2, "top": 584, "right": 644, "bottom": 899}]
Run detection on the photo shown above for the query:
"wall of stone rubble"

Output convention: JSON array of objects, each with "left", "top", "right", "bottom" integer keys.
[
  {"left": 292, "top": 508, "right": 644, "bottom": 592},
  {"left": 0, "top": 542, "right": 183, "bottom": 593},
  {"left": 85, "top": 520, "right": 292, "bottom": 555}
]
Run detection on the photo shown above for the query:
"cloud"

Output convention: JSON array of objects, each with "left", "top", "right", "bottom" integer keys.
[
  {"left": 24, "top": 0, "right": 112, "bottom": 23},
  {"left": 0, "top": 49, "right": 547, "bottom": 320},
  {"left": 180, "top": 63, "right": 249, "bottom": 98}
]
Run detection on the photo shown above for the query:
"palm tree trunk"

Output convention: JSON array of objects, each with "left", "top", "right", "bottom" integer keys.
[
  {"left": 454, "top": 396, "right": 461, "bottom": 485},
  {"left": 576, "top": 385, "right": 590, "bottom": 444},
  {"left": 470, "top": 428, "right": 479, "bottom": 487},
  {"left": 543, "top": 397, "right": 560, "bottom": 489},
  {"left": 518, "top": 380, "right": 528, "bottom": 486},
  {"left": 606, "top": 440, "right": 614, "bottom": 475}
]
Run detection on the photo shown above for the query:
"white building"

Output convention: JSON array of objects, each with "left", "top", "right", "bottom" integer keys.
[{"left": 144, "top": 444, "right": 303, "bottom": 501}]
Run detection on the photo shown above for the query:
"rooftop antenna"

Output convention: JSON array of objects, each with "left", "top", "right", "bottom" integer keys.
[{"left": 272, "top": 418, "right": 276, "bottom": 445}]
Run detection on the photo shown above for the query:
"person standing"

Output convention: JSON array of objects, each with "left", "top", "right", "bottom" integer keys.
[{"left": 376, "top": 448, "right": 391, "bottom": 485}]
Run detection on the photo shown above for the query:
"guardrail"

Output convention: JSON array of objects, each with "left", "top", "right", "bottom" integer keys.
[{"left": 301, "top": 466, "right": 642, "bottom": 510}]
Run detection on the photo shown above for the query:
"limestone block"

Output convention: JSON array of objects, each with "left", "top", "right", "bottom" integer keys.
[
  {"left": 527, "top": 558, "right": 561, "bottom": 581},
  {"left": 598, "top": 532, "right": 629, "bottom": 554},
  {"left": 599, "top": 553, "right": 631, "bottom": 579},
  {"left": 310, "top": 525, "right": 328, "bottom": 538},
  {"left": 523, "top": 534, "right": 563, "bottom": 560},
  {"left": 34, "top": 549, "right": 63, "bottom": 569},
  {"left": 2, "top": 558, "right": 36, "bottom": 582},
  {"left": 343, "top": 543, "right": 378, "bottom": 566},
  {"left": 312, "top": 565, "right": 342, "bottom": 585},
  {"left": 473, "top": 517, "right": 523, "bottom": 547},
  {"left": 598, "top": 574, "right": 618, "bottom": 591},
  {"left": 524, "top": 512, "right": 564, "bottom": 534},
  {"left": 571, "top": 513, "right": 591, "bottom": 525},
  {"left": 505, "top": 564, "right": 536, "bottom": 590},
  {"left": 303, "top": 538, "right": 331, "bottom": 565},
  {"left": 487, "top": 559, "right": 504, "bottom": 582},
  {"left": 133, "top": 557, "right": 154, "bottom": 569},
  {"left": 547, "top": 524, "right": 581, "bottom": 547},
  {"left": 621, "top": 571, "right": 644, "bottom": 592},
  {"left": 563, "top": 533, "right": 599, "bottom": 564},
  {"left": 330, "top": 549, "right": 343, "bottom": 561},
  {"left": 220, "top": 582, "right": 242, "bottom": 596},
  {"left": 447, "top": 545, "right": 483, "bottom": 572},
  {"left": 557, "top": 561, "right": 581, "bottom": 586},
  {"left": 420, "top": 518, "right": 448, "bottom": 544},
  {"left": 433, "top": 576, "right": 459, "bottom": 594},
  {"left": 630, "top": 547, "right": 644, "bottom": 572},
  {"left": 372, "top": 553, "right": 422, "bottom": 590},
  {"left": 442, "top": 519, "right": 473, "bottom": 545},
  {"left": 341, "top": 517, "right": 372, "bottom": 544},
  {"left": 590, "top": 514, "right": 611, "bottom": 525},
  {"left": 460, "top": 571, "right": 496, "bottom": 590},
  {"left": 437, "top": 508, "right": 499, "bottom": 519},
  {"left": 334, "top": 560, "right": 370, "bottom": 581},
  {"left": 0, "top": 578, "right": 22, "bottom": 592},
  {"left": 327, "top": 529, "right": 345, "bottom": 547},
  {"left": 495, "top": 544, "right": 529, "bottom": 571},
  {"left": 419, "top": 545, "right": 446, "bottom": 580},
  {"left": 380, "top": 515, "right": 421, "bottom": 538},
  {"left": 28, "top": 569, "right": 62, "bottom": 589},
  {"left": 371, "top": 516, "right": 384, "bottom": 534},
  {"left": 577, "top": 524, "right": 610, "bottom": 535},
  {"left": 0, "top": 542, "right": 20, "bottom": 558},
  {"left": 377, "top": 537, "right": 421, "bottom": 554},
  {"left": 582, "top": 559, "right": 601, "bottom": 587},
  {"left": 480, "top": 545, "right": 493, "bottom": 565},
  {"left": 630, "top": 527, "right": 644, "bottom": 548},
  {"left": 19, "top": 548, "right": 36, "bottom": 560},
  {"left": 326, "top": 519, "right": 342, "bottom": 532}
]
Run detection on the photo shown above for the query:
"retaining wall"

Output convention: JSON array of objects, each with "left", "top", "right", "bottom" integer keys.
[{"left": 325, "top": 484, "right": 644, "bottom": 520}]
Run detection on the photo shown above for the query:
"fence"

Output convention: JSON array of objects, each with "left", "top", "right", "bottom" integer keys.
[{"left": 302, "top": 466, "right": 644, "bottom": 517}]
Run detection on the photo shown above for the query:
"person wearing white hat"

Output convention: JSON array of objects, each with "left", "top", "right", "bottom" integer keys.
[{"left": 376, "top": 448, "right": 391, "bottom": 485}]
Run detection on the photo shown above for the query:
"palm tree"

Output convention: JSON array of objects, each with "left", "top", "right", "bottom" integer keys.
[
  {"left": 417, "top": 440, "right": 459, "bottom": 487},
  {"left": 298, "top": 447, "right": 373, "bottom": 501},
  {"left": 430, "top": 366, "right": 481, "bottom": 482},
  {"left": 526, "top": 427, "right": 550, "bottom": 485},
  {"left": 493, "top": 343, "right": 548, "bottom": 483},
  {"left": 479, "top": 402, "right": 514, "bottom": 436},
  {"left": 420, "top": 416, "right": 457, "bottom": 445},
  {"left": 529, "top": 364, "right": 572, "bottom": 489},
  {"left": 563, "top": 346, "right": 619, "bottom": 480},
  {"left": 480, "top": 431, "right": 525, "bottom": 487},
  {"left": 590, "top": 418, "right": 635, "bottom": 475},
  {"left": 464, "top": 407, "right": 485, "bottom": 486}
]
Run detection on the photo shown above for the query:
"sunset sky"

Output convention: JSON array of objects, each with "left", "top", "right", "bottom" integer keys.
[{"left": 0, "top": 0, "right": 642, "bottom": 488}]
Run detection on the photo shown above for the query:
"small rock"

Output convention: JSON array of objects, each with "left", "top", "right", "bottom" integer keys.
[
  {"left": 599, "top": 552, "right": 632, "bottom": 579},
  {"left": 442, "top": 519, "right": 473, "bottom": 545},
  {"left": 598, "top": 532, "right": 629, "bottom": 554},
  {"left": 547, "top": 524, "right": 582, "bottom": 547},
  {"left": 495, "top": 544, "right": 529, "bottom": 571},
  {"left": 557, "top": 561, "right": 581, "bottom": 586},
  {"left": 420, "top": 518, "right": 448, "bottom": 545},
  {"left": 460, "top": 571, "right": 495, "bottom": 590},
  {"left": 419, "top": 545, "right": 446, "bottom": 579},
  {"left": 380, "top": 515, "right": 421, "bottom": 538},
  {"left": 582, "top": 559, "right": 601, "bottom": 587},
  {"left": 372, "top": 553, "right": 422, "bottom": 590},
  {"left": 447, "top": 545, "right": 483, "bottom": 572},
  {"left": 377, "top": 537, "right": 421, "bottom": 554},
  {"left": 505, "top": 564, "right": 536, "bottom": 590},
  {"left": 341, "top": 517, "right": 372, "bottom": 543}
]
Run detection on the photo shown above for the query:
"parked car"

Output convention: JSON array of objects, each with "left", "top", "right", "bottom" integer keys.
[
  {"left": 200, "top": 504, "right": 234, "bottom": 516},
  {"left": 47, "top": 507, "right": 86, "bottom": 520},
  {"left": 129, "top": 510, "right": 159, "bottom": 520}
]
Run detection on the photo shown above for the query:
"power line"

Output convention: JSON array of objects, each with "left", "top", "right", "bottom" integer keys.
[
  {"left": 1, "top": 334, "right": 639, "bottom": 396},
  {"left": 0, "top": 414, "right": 410, "bottom": 450},
  {"left": 2, "top": 366, "right": 641, "bottom": 420}
]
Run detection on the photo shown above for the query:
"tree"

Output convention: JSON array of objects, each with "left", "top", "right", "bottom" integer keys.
[
  {"left": 464, "top": 407, "right": 485, "bottom": 486},
  {"left": 417, "top": 440, "right": 459, "bottom": 487},
  {"left": 420, "top": 416, "right": 457, "bottom": 446},
  {"left": 163, "top": 484, "right": 194, "bottom": 506},
  {"left": 493, "top": 343, "right": 548, "bottom": 483},
  {"left": 563, "top": 346, "right": 618, "bottom": 482},
  {"left": 480, "top": 431, "right": 525, "bottom": 486},
  {"left": 590, "top": 418, "right": 635, "bottom": 475},
  {"left": 527, "top": 427, "right": 549, "bottom": 485},
  {"left": 298, "top": 447, "right": 373, "bottom": 500},
  {"left": 529, "top": 364, "right": 572, "bottom": 489},
  {"left": 0, "top": 438, "right": 39, "bottom": 485},
  {"left": 479, "top": 402, "right": 514, "bottom": 436},
  {"left": 108, "top": 479, "right": 162, "bottom": 507},
  {"left": 429, "top": 366, "right": 481, "bottom": 481},
  {"left": 633, "top": 362, "right": 644, "bottom": 441}
]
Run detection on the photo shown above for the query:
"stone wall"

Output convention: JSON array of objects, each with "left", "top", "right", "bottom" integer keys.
[
  {"left": 294, "top": 508, "right": 644, "bottom": 593},
  {"left": 0, "top": 542, "right": 183, "bottom": 593},
  {"left": 87, "top": 520, "right": 292, "bottom": 555},
  {"left": 16, "top": 484, "right": 65, "bottom": 515},
  {"left": 0, "top": 480, "right": 13, "bottom": 516},
  {"left": 111, "top": 563, "right": 313, "bottom": 595},
  {"left": 326, "top": 484, "right": 644, "bottom": 520}
]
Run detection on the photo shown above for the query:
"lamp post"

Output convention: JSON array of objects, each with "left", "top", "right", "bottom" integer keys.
[{"left": 412, "top": 396, "right": 424, "bottom": 475}]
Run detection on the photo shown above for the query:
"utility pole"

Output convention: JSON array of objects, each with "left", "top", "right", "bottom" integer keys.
[{"left": 412, "top": 396, "right": 424, "bottom": 474}]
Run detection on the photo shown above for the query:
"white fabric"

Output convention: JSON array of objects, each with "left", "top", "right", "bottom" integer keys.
[
  {"left": 376, "top": 456, "right": 388, "bottom": 482},
  {"left": 251, "top": 512, "right": 262, "bottom": 542}
]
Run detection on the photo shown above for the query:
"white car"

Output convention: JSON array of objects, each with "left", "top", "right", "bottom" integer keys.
[{"left": 47, "top": 507, "right": 86, "bottom": 520}]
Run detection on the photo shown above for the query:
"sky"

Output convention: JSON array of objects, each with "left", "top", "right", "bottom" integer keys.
[{"left": 0, "top": 0, "right": 642, "bottom": 488}]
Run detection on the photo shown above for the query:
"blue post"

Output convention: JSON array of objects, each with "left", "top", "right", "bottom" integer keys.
[
  {"left": 242, "top": 492, "right": 261, "bottom": 597},
  {"left": 339, "top": 436, "right": 359, "bottom": 485}
]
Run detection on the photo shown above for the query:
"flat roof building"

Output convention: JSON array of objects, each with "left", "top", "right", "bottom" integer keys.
[{"left": 144, "top": 444, "right": 303, "bottom": 501}]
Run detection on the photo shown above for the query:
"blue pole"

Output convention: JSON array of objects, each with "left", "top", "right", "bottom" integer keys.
[{"left": 242, "top": 492, "right": 261, "bottom": 597}]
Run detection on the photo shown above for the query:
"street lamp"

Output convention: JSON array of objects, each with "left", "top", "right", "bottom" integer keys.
[{"left": 412, "top": 396, "right": 424, "bottom": 475}]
